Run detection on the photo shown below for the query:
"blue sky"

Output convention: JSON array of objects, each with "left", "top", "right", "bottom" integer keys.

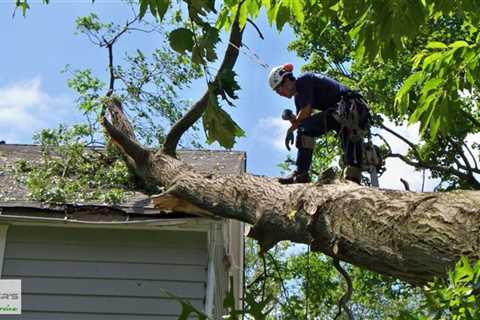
[{"left": 0, "top": 0, "right": 446, "bottom": 191}]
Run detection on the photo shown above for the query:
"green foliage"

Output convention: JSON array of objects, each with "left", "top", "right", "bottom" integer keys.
[
  {"left": 64, "top": 67, "right": 105, "bottom": 114},
  {"left": 169, "top": 28, "right": 195, "bottom": 54},
  {"left": 244, "top": 239, "right": 425, "bottom": 319},
  {"left": 289, "top": 3, "right": 480, "bottom": 189},
  {"left": 203, "top": 89, "right": 245, "bottom": 149},
  {"left": 420, "top": 257, "right": 480, "bottom": 320},
  {"left": 285, "top": 0, "right": 480, "bottom": 140},
  {"left": 396, "top": 39, "right": 480, "bottom": 137},
  {"left": 15, "top": 124, "right": 132, "bottom": 204},
  {"left": 71, "top": 12, "right": 203, "bottom": 147}
]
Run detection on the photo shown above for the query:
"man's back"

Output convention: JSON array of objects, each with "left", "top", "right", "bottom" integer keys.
[{"left": 294, "top": 73, "right": 350, "bottom": 112}]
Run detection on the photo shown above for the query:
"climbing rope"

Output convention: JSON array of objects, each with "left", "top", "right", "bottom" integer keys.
[{"left": 228, "top": 40, "right": 270, "bottom": 70}]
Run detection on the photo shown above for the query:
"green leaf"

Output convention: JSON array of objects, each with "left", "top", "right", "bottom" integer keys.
[
  {"left": 449, "top": 40, "right": 470, "bottom": 48},
  {"left": 289, "top": 0, "right": 304, "bottom": 24},
  {"left": 426, "top": 41, "right": 448, "bottom": 49},
  {"left": 396, "top": 72, "right": 422, "bottom": 100},
  {"left": 203, "top": 90, "right": 245, "bottom": 149},
  {"left": 148, "top": 0, "right": 157, "bottom": 18},
  {"left": 217, "top": 69, "right": 240, "bottom": 100},
  {"left": 139, "top": 0, "right": 148, "bottom": 19},
  {"left": 421, "top": 78, "right": 443, "bottom": 93},
  {"left": 275, "top": 2, "right": 290, "bottom": 31},
  {"left": 154, "top": 0, "right": 170, "bottom": 20},
  {"left": 169, "top": 28, "right": 195, "bottom": 54}
]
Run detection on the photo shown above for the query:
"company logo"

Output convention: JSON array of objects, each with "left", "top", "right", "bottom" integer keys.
[{"left": 0, "top": 280, "right": 21, "bottom": 314}]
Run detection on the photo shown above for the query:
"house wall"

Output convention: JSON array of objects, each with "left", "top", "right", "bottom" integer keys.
[
  {"left": 208, "top": 219, "right": 244, "bottom": 318},
  {"left": 1, "top": 225, "right": 208, "bottom": 320}
]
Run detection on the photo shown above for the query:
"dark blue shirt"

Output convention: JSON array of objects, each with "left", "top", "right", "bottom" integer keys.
[{"left": 294, "top": 73, "right": 350, "bottom": 113}]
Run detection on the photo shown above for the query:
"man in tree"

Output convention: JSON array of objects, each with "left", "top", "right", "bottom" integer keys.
[{"left": 269, "top": 64, "right": 370, "bottom": 184}]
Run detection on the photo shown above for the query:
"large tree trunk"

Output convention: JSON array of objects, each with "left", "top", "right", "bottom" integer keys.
[
  {"left": 147, "top": 152, "right": 479, "bottom": 285},
  {"left": 103, "top": 117, "right": 480, "bottom": 284},
  {"left": 99, "top": 9, "right": 480, "bottom": 285}
]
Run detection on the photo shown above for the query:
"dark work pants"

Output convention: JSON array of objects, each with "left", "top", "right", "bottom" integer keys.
[{"left": 295, "top": 110, "right": 364, "bottom": 173}]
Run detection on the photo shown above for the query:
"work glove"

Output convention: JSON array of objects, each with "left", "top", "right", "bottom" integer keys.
[
  {"left": 285, "top": 130, "right": 294, "bottom": 151},
  {"left": 281, "top": 109, "right": 295, "bottom": 121}
]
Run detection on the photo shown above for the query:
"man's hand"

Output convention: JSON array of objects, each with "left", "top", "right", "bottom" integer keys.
[{"left": 285, "top": 130, "right": 294, "bottom": 151}]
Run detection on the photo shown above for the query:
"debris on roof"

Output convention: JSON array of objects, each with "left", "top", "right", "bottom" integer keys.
[{"left": 0, "top": 144, "right": 246, "bottom": 222}]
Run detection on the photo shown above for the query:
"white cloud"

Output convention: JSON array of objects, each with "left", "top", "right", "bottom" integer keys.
[
  {"left": 0, "top": 77, "right": 75, "bottom": 143},
  {"left": 253, "top": 116, "right": 290, "bottom": 151},
  {"left": 373, "top": 118, "right": 440, "bottom": 191},
  {"left": 379, "top": 157, "right": 439, "bottom": 192}
]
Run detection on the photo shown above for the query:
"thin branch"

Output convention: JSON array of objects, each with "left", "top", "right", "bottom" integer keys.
[
  {"left": 85, "top": 31, "right": 102, "bottom": 46},
  {"left": 389, "top": 153, "right": 480, "bottom": 188},
  {"left": 247, "top": 18, "right": 264, "bottom": 40},
  {"left": 447, "top": 136, "right": 473, "bottom": 174},
  {"left": 422, "top": 169, "right": 426, "bottom": 192},
  {"left": 380, "top": 123, "right": 421, "bottom": 160},
  {"left": 372, "top": 133, "right": 392, "bottom": 154},
  {"left": 109, "top": 16, "right": 139, "bottom": 46},
  {"left": 400, "top": 178, "right": 411, "bottom": 191},
  {"left": 464, "top": 141, "right": 479, "bottom": 170},
  {"left": 266, "top": 252, "right": 298, "bottom": 317},
  {"left": 333, "top": 258, "right": 354, "bottom": 320},
  {"left": 107, "top": 44, "right": 115, "bottom": 96},
  {"left": 162, "top": 9, "right": 244, "bottom": 156}
]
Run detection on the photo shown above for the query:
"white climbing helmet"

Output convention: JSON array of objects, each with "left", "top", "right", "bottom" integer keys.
[{"left": 268, "top": 63, "right": 294, "bottom": 90}]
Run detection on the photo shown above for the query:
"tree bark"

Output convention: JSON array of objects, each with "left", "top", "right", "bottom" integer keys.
[
  {"left": 98, "top": 5, "right": 480, "bottom": 286},
  {"left": 103, "top": 145, "right": 479, "bottom": 285},
  {"left": 146, "top": 157, "right": 480, "bottom": 285},
  {"left": 100, "top": 113, "right": 480, "bottom": 285}
]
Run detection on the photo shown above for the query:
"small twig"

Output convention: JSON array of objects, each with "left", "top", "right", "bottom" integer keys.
[
  {"left": 371, "top": 133, "right": 392, "bottom": 154},
  {"left": 400, "top": 178, "right": 410, "bottom": 191},
  {"left": 421, "top": 169, "right": 426, "bottom": 192},
  {"left": 246, "top": 271, "right": 265, "bottom": 289}
]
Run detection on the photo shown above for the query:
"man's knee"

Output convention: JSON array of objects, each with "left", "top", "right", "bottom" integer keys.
[
  {"left": 344, "top": 166, "right": 362, "bottom": 184},
  {"left": 296, "top": 135, "right": 315, "bottom": 149}
]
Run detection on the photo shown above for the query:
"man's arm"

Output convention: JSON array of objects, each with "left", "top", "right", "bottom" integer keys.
[{"left": 289, "top": 105, "right": 312, "bottom": 132}]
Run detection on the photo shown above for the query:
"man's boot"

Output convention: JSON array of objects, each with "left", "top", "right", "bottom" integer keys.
[
  {"left": 278, "top": 171, "right": 310, "bottom": 184},
  {"left": 344, "top": 166, "right": 362, "bottom": 184}
]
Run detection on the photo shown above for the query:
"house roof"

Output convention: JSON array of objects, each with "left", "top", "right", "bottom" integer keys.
[{"left": 0, "top": 144, "right": 246, "bottom": 223}]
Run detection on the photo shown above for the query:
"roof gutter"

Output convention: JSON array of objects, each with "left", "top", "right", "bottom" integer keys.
[{"left": 0, "top": 208, "right": 197, "bottom": 227}]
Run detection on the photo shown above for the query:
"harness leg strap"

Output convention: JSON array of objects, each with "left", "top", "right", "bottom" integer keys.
[{"left": 299, "top": 136, "right": 315, "bottom": 149}]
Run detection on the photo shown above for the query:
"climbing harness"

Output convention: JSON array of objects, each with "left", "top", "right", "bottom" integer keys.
[{"left": 334, "top": 92, "right": 383, "bottom": 187}]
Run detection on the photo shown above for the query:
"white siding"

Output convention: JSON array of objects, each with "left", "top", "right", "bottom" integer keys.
[{"left": 2, "top": 225, "right": 208, "bottom": 320}]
